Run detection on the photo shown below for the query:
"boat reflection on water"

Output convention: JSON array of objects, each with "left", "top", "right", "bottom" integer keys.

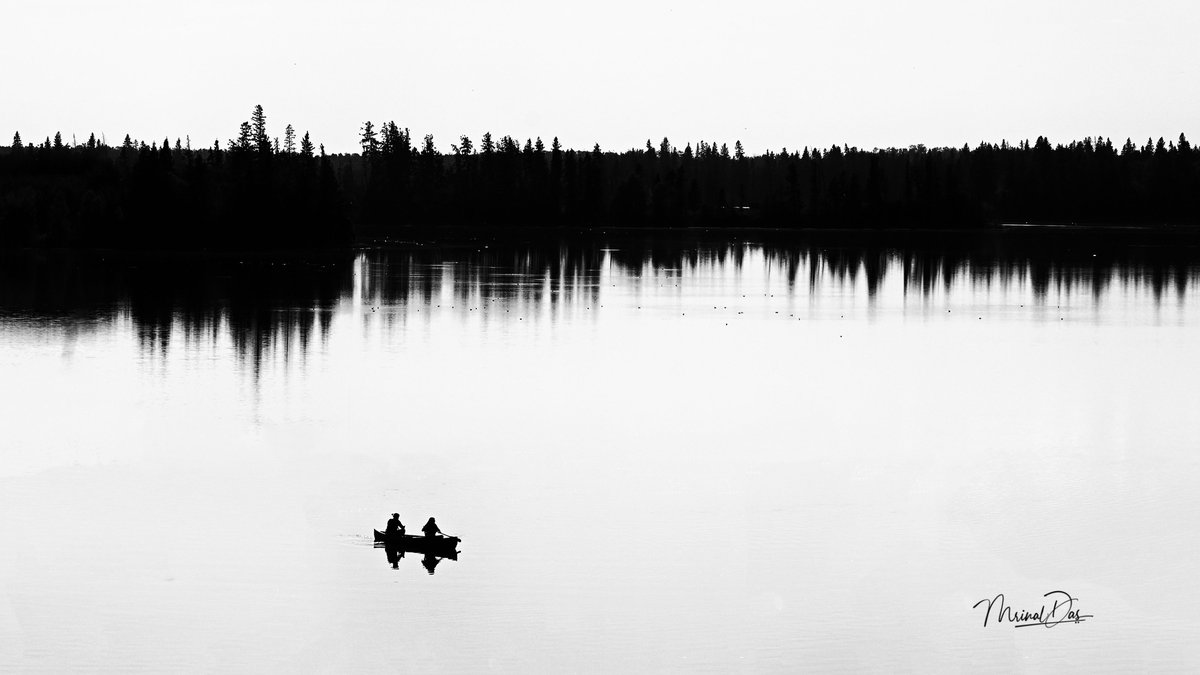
[
  {"left": 373, "top": 530, "right": 461, "bottom": 574},
  {"left": 375, "top": 543, "right": 459, "bottom": 574},
  {"left": 421, "top": 552, "right": 445, "bottom": 575},
  {"left": 384, "top": 544, "right": 403, "bottom": 569}
]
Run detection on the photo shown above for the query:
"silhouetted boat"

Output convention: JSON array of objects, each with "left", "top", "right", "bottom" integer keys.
[{"left": 373, "top": 530, "right": 461, "bottom": 557}]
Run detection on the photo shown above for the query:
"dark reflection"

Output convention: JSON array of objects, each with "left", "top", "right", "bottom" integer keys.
[
  {"left": 2, "top": 227, "right": 1198, "bottom": 371},
  {"left": 373, "top": 528, "right": 460, "bottom": 574},
  {"left": 385, "top": 543, "right": 404, "bottom": 569},
  {"left": 0, "top": 250, "right": 352, "bottom": 376}
]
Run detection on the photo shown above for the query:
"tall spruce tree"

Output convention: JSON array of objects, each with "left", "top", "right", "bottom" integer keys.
[
  {"left": 235, "top": 122, "right": 253, "bottom": 151},
  {"left": 361, "top": 121, "right": 378, "bottom": 157},
  {"left": 251, "top": 105, "right": 270, "bottom": 153}
]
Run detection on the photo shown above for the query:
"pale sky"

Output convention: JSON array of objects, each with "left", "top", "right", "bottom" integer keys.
[{"left": 4, "top": 0, "right": 1200, "bottom": 154}]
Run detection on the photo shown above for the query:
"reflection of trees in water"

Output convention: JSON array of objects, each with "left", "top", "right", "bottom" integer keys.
[
  {"left": 2, "top": 229, "right": 1197, "bottom": 370},
  {"left": 0, "top": 252, "right": 353, "bottom": 377},
  {"left": 118, "top": 259, "right": 352, "bottom": 379},
  {"left": 358, "top": 241, "right": 604, "bottom": 315}
]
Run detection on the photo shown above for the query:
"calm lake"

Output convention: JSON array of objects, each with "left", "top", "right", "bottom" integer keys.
[{"left": 2, "top": 228, "right": 1199, "bottom": 671}]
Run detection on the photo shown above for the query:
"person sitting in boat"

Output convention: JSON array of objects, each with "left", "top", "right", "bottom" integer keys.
[
  {"left": 386, "top": 513, "right": 405, "bottom": 536},
  {"left": 421, "top": 517, "right": 441, "bottom": 538}
]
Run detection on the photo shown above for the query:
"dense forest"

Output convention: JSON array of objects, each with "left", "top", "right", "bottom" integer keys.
[{"left": 3, "top": 105, "right": 1200, "bottom": 249}]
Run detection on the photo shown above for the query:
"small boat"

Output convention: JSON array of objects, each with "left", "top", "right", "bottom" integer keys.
[{"left": 373, "top": 530, "right": 461, "bottom": 557}]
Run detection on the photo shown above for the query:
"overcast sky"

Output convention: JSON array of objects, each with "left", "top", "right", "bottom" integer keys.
[{"left": 5, "top": 0, "right": 1200, "bottom": 154}]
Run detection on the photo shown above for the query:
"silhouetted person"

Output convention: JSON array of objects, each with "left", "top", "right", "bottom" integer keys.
[
  {"left": 422, "top": 553, "right": 441, "bottom": 574},
  {"left": 386, "top": 513, "right": 405, "bottom": 536},
  {"left": 422, "top": 517, "right": 441, "bottom": 538}
]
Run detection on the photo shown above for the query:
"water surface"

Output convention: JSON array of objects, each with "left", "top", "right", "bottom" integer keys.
[{"left": 2, "top": 229, "right": 1199, "bottom": 671}]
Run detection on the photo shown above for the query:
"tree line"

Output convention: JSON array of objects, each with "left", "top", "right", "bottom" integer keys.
[{"left": 4, "top": 105, "right": 1200, "bottom": 249}]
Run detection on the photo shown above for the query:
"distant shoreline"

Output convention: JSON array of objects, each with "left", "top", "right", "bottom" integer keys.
[{"left": 7, "top": 113, "right": 1200, "bottom": 250}]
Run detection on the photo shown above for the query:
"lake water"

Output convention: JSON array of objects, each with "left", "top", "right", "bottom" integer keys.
[{"left": 2, "top": 229, "right": 1199, "bottom": 672}]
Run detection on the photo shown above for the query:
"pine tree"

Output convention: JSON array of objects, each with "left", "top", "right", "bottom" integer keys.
[
  {"left": 12, "top": 131, "right": 22, "bottom": 149},
  {"left": 53, "top": 132, "right": 63, "bottom": 149},
  {"left": 452, "top": 135, "right": 473, "bottom": 155},
  {"left": 734, "top": 140, "right": 745, "bottom": 160},
  {"left": 251, "top": 104, "right": 270, "bottom": 153},
  {"left": 300, "top": 131, "right": 314, "bottom": 157},
  {"left": 235, "top": 122, "right": 253, "bottom": 151},
  {"left": 361, "top": 121, "right": 378, "bottom": 156},
  {"left": 284, "top": 124, "right": 296, "bottom": 154},
  {"left": 381, "top": 122, "right": 407, "bottom": 157}
]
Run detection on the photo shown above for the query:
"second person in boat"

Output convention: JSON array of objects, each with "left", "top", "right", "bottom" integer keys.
[{"left": 422, "top": 517, "right": 441, "bottom": 538}]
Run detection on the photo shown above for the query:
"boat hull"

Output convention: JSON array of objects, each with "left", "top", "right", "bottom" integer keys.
[{"left": 373, "top": 530, "right": 460, "bottom": 556}]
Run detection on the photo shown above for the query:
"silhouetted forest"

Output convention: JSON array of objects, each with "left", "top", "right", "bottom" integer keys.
[{"left": 5, "top": 105, "right": 1200, "bottom": 249}]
